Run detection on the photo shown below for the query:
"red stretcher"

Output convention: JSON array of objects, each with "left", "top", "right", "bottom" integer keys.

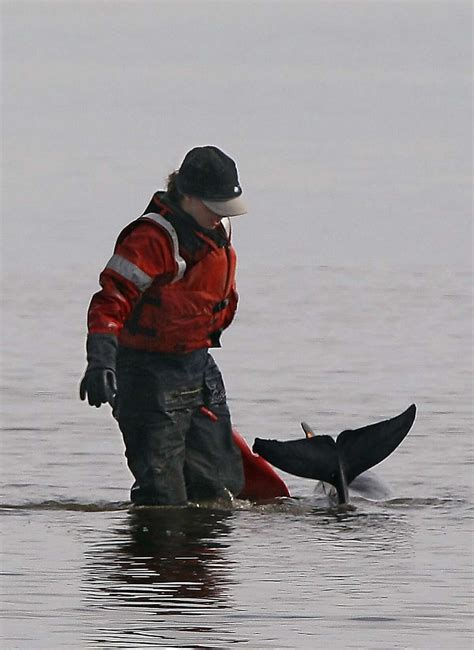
[{"left": 232, "top": 430, "right": 290, "bottom": 500}]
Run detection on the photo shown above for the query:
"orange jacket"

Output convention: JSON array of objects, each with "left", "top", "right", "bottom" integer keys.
[{"left": 88, "top": 194, "right": 238, "bottom": 353}]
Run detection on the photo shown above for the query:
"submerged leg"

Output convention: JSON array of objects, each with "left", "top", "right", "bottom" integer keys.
[
  {"left": 119, "top": 411, "right": 190, "bottom": 506},
  {"left": 185, "top": 403, "right": 244, "bottom": 502}
]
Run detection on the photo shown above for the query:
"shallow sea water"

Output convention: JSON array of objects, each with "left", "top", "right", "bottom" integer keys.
[{"left": 1, "top": 266, "right": 472, "bottom": 649}]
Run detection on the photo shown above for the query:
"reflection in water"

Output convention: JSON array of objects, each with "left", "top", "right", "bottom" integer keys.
[
  {"left": 82, "top": 506, "right": 237, "bottom": 646},
  {"left": 84, "top": 507, "right": 234, "bottom": 613}
]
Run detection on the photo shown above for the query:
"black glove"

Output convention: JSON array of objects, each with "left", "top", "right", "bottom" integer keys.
[{"left": 79, "top": 334, "right": 118, "bottom": 408}]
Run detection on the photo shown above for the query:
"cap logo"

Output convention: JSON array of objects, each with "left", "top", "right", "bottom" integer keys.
[{"left": 234, "top": 186, "right": 239, "bottom": 193}]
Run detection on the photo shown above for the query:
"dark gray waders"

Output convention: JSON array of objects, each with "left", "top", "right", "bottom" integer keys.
[{"left": 114, "top": 348, "right": 244, "bottom": 505}]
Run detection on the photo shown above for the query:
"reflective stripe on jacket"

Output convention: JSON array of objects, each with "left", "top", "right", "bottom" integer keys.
[{"left": 87, "top": 193, "right": 238, "bottom": 353}]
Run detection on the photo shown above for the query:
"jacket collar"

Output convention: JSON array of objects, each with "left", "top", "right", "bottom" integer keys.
[{"left": 145, "top": 191, "right": 229, "bottom": 249}]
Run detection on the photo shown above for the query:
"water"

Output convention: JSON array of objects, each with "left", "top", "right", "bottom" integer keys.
[
  {"left": 1, "top": 265, "right": 472, "bottom": 648},
  {"left": 2, "top": 2, "right": 472, "bottom": 648},
  {"left": 3, "top": 496, "right": 472, "bottom": 648}
]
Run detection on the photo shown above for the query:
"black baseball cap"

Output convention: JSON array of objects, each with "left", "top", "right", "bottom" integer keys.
[{"left": 176, "top": 146, "right": 247, "bottom": 216}]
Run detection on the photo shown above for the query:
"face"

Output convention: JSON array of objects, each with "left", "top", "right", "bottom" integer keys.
[{"left": 181, "top": 196, "right": 224, "bottom": 230}]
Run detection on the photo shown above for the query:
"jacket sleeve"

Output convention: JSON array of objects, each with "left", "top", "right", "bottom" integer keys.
[{"left": 87, "top": 221, "right": 178, "bottom": 336}]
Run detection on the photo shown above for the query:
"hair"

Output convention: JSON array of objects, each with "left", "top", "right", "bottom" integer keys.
[{"left": 166, "top": 170, "right": 184, "bottom": 205}]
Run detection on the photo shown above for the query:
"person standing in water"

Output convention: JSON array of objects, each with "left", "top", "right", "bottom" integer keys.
[{"left": 80, "top": 146, "right": 246, "bottom": 505}]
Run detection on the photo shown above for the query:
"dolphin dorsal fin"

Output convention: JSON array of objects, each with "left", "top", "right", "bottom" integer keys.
[{"left": 300, "top": 422, "right": 315, "bottom": 439}]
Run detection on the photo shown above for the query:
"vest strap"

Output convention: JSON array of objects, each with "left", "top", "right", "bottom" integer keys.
[{"left": 141, "top": 213, "right": 187, "bottom": 283}]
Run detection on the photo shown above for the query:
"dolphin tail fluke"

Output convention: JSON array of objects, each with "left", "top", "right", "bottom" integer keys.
[
  {"left": 252, "top": 404, "right": 416, "bottom": 504},
  {"left": 338, "top": 403, "right": 416, "bottom": 484},
  {"left": 252, "top": 434, "right": 339, "bottom": 484}
]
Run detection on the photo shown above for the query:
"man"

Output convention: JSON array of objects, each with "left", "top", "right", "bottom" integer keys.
[{"left": 80, "top": 146, "right": 246, "bottom": 505}]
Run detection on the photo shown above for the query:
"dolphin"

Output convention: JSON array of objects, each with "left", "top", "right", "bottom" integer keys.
[{"left": 252, "top": 404, "right": 416, "bottom": 505}]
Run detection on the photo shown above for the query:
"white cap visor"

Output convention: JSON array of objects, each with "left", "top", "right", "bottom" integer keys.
[{"left": 202, "top": 196, "right": 248, "bottom": 217}]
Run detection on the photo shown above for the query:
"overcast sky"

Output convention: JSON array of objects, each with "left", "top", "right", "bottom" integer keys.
[{"left": 2, "top": 1, "right": 472, "bottom": 275}]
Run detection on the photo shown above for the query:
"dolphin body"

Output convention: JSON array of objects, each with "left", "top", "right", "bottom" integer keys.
[{"left": 252, "top": 404, "right": 416, "bottom": 505}]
